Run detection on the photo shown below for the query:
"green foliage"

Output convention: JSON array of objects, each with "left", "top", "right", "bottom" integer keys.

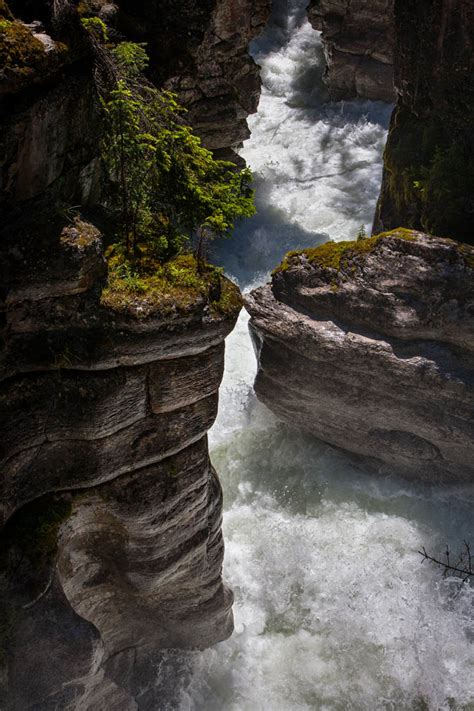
[
  {"left": 100, "top": 78, "right": 159, "bottom": 253},
  {"left": 112, "top": 41, "right": 148, "bottom": 76},
  {"left": 97, "top": 37, "right": 255, "bottom": 262},
  {"left": 80, "top": 16, "right": 108, "bottom": 42},
  {"left": 356, "top": 224, "right": 367, "bottom": 241}
]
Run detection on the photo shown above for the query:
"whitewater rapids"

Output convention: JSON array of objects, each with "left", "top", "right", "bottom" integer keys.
[{"left": 163, "top": 1, "right": 474, "bottom": 708}]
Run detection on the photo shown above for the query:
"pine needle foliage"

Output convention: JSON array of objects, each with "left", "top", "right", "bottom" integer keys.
[{"left": 83, "top": 22, "right": 255, "bottom": 263}]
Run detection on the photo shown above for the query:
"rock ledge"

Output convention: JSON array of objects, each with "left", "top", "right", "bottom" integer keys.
[{"left": 245, "top": 230, "right": 474, "bottom": 481}]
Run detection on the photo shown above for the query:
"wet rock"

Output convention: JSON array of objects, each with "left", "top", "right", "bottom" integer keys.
[
  {"left": 307, "top": 0, "right": 395, "bottom": 102},
  {"left": 245, "top": 230, "right": 474, "bottom": 481}
]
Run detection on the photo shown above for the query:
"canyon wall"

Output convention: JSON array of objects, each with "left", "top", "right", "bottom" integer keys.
[
  {"left": 374, "top": 0, "right": 474, "bottom": 244},
  {"left": 246, "top": 231, "right": 474, "bottom": 482},
  {"left": 0, "top": 0, "right": 264, "bottom": 705},
  {"left": 1, "top": 217, "right": 239, "bottom": 707},
  {"left": 307, "top": 0, "right": 395, "bottom": 102}
]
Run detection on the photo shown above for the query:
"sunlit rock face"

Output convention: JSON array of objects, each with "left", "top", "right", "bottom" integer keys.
[
  {"left": 246, "top": 231, "right": 474, "bottom": 482},
  {"left": 374, "top": 0, "right": 474, "bottom": 244},
  {"left": 0, "top": 218, "right": 239, "bottom": 707},
  {"left": 307, "top": 0, "right": 395, "bottom": 102}
]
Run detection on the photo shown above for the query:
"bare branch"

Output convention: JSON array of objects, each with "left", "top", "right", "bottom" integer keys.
[{"left": 419, "top": 542, "right": 473, "bottom": 583}]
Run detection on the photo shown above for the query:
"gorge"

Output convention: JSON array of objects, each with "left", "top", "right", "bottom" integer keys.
[{"left": 1, "top": 0, "right": 473, "bottom": 709}]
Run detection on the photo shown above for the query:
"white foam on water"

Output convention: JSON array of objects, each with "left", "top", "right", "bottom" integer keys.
[
  {"left": 167, "top": 1, "right": 474, "bottom": 708},
  {"left": 210, "top": 0, "right": 393, "bottom": 287}
]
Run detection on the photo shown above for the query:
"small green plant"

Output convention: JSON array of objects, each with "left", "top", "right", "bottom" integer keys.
[
  {"left": 80, "top": 16, "right": 108, "bottom": 42},
  {"left": 356, "top": 224, "right": 367, "bottom": 241}
]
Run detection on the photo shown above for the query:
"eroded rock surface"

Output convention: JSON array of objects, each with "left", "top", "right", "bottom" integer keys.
[
  {"left": 85, "top": 0, "right": 272, "bottom": 160},
  {"left": 0, "top": 220, "right": 240, "bottom": 708},
  {"left": 0, "top": 0, "right": 252, "bottom": 704},
  {"left": 245, "top": 230, "right": 474, "bottom": 481},
  {"left": 162, "top": 0, "right": 272, "bottom": 159},
  {"left": 307, "top": 0, "right": 395, "bottom": 102}
]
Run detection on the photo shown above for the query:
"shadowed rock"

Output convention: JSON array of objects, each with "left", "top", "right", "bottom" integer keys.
[
  {"left": 0, "top": 218, "right": 240, "bottom": 707},
  {"left": 373, "top": 0, "right": 474, "bottom": 244},
  {"left": 307, "top": 0, "right": 395, "bottom": 102}
]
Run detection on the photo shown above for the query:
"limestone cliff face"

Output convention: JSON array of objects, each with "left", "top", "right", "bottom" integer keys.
[
  {"left": 307, "top": 0, "right": 395, "bottom": 102},
  {"left": 0, "top": 217, "right": 240, "bottom": 707},
  {"left": 0, "top": 0, "right": 254, "bottom": 706},
  {"left": 374, "top": 0, "right": 474, "bottom": 244},
  {"left": 245, "top": 231, "right": 474, "bottom": 482},
  {"left": 161, "top": 0, "right": 272, "bottom": 159}
]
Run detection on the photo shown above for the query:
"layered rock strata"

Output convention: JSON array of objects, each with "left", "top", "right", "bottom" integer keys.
[
  {"left": 0, "top": 219, "right": 240, "bottom": 708},
  {"left": 0, "top": 0, "right": 252, "bottom": 705},
  {"left": 374, "top": 0, "right": 474, "bottom": 244},
  {"left": 245, "top": 230, "right": 474, "bottom": 481},
  {"left": 307, "top": 0, "right": 395, "bottom": 102}
]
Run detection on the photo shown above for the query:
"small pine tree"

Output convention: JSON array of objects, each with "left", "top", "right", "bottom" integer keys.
[
  {"left": 85, "top": 26, "right": 256, "bottom": 263},
  {"left": 356, "top": 224, "right": 367, "bottom": 241}
]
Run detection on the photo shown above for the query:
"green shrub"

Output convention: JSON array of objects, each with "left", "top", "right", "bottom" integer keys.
[{"left": 88, "top": 32, "right": 255, "bottom": 262}]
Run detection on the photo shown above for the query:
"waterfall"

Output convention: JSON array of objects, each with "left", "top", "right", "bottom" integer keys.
[{"left": 161, "top": 2, "right": 474, "bottom": 708}]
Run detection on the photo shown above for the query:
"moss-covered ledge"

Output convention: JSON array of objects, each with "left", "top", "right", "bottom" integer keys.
[
  {"left": 273, "top": 228, "right": 418, "bottom": 275},
  {"left": 0, "top": 12, "right": 70, "bottom": 95},
  {"left": 2, "top": 218, "right": 242, "bottom": 379},
  {"left": 264, "top": 228, "right": 474, "bottom": 353},
  {"left": 101, "top": 252, "right": 242, "bottom": 320},
  {"left": 273, "top": 227, "right": 474, "bottom": 277}
]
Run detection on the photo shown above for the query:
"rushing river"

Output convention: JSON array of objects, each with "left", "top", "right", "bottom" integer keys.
[{"left": 168, "top": 1, "right": 474, "bottom": 708}]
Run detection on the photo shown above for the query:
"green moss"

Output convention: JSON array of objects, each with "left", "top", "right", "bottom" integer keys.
[
  {"left": 0, "top": 19, "right": 46, "bottom": 75},
  {"left": 80, "top": 16, "right": 108, "bottom": 42},
  {"left": 273, "top": 228, "right": 417, "bottom": 275},
  {"left": 211, "top": 277, "right": 243, "bottom": 316},
  {"left": 101, "top": 249, "right": 241, "bottom": 318}
]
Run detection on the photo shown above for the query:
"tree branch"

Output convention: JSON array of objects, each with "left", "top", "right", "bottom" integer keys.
[{"left": 419, "top": 541, "right": 473, "bottom": 583}]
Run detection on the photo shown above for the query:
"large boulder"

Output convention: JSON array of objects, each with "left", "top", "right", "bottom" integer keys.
[{"left": 245, "top": 229, "right": 474, "bottom": 482}]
